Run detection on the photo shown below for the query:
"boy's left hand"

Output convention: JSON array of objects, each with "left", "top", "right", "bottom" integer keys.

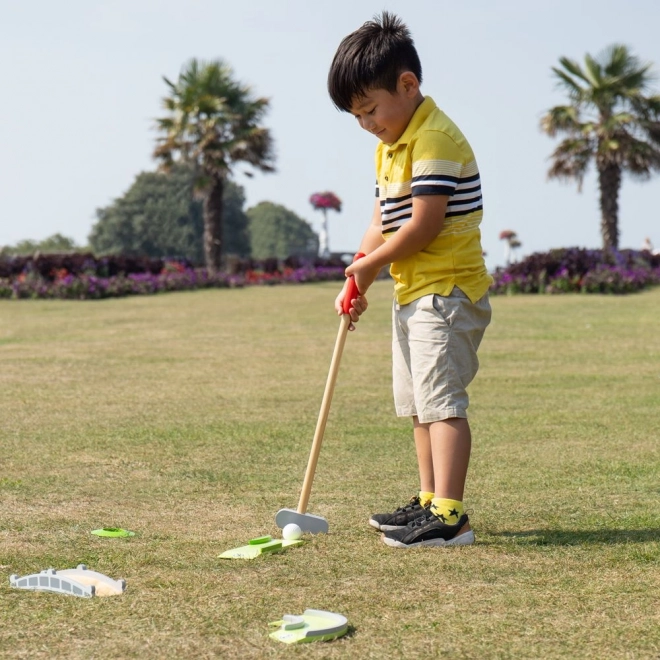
[{"left": 344, "top": 259, "right": 380, "bottom": 296}]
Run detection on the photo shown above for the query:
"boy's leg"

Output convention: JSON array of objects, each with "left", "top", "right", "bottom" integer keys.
[
  {"left": 412, "top": 416, "right": 471, "bottom": 506},
  {"left": 429, "top": 417, "right": 471, "bottom": 501},
  {"left": 413, "top": 418, "right": 435, "bottom": 495}
]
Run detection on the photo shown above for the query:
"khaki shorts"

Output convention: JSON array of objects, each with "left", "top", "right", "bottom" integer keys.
[{"left": 392, "top": 287, "right": 491, "bottom": 423}]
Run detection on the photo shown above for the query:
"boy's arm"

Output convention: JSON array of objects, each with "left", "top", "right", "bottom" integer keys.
[{"left": 345, "top": 194, "right": 449, "bottom": 293}]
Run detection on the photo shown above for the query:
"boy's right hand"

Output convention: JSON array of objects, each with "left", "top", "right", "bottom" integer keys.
[{"left": 335, "top": 280, "right": 368, "bottom": 331}]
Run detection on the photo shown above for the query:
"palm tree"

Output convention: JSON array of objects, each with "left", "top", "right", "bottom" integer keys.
[
  {"left": 541, "top": 44, "right": 660, "bottom": 250},
  {"left": 154, "top": 59, "right": 275, "bottom": 272}
]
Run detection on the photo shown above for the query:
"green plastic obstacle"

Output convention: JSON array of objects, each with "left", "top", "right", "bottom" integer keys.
[
  {"left": 269, "top": 609, "right": 348, "bottom": 644},
  {"left": 91, "top": 527, "right": 135, "bottom": 538},
  {"left": 219, "top": 535, "right": 302, "bottom": 560}
]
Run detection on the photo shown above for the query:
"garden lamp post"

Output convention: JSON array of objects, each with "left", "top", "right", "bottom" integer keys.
[
  {"left": 309, "top": 192, "right": 342, "bottom": 258},
  {"left": 499, "top": 230, "right": 521, "bottom": 266}
]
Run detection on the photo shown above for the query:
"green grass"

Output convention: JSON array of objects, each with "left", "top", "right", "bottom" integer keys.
[{"left": 1, "top": 283, "right": 659, "bottom": 659}]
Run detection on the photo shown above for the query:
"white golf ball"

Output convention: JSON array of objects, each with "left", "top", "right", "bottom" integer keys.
[{"left": 282, "top": 523, "right": 302, "bottom": 540}]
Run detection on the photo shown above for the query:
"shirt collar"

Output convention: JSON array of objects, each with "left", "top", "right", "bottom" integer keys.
[{"left": 388, "top": 96, "right": 437, "bottom": 149}]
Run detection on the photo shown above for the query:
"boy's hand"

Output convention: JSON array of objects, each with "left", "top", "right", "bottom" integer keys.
[
  {"left": 335, "top": 280, "right": 368, "bottom": 331},
  {"left": 344, "top": 258, "right": 380, "bottom": 297}
]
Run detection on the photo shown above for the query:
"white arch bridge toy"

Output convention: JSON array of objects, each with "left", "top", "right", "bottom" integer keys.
[{"left": 10, "top": 564, "right": 126, "bottom": 598}]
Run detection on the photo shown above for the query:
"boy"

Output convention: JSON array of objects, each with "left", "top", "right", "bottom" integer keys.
[{"left": 328, "top": 12, "right": 492, "bottom": 548}]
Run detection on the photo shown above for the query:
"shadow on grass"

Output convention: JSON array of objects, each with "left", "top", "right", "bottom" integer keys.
[{"left": 495, "top": 528, "right": 660, "bottom": 546}]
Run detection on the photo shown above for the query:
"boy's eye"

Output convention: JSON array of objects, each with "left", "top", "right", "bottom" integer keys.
[{"left": 367, "top": 107, "right": 376, "bottom": 115}]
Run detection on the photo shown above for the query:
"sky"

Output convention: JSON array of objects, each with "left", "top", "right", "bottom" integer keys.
[{"left": 2, "top": 0, "right": 660, "bottom": 270}]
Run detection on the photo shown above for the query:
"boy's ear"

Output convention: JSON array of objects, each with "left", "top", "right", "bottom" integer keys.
[{"left": 398, "top": 71, "right": 420, "bottom": 98}]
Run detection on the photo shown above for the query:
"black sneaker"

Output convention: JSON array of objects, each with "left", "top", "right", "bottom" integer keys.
[
  {"left": 381, "top": 512, "right": 474, "bottom": 548},
  {"left": 369, "top": 496, "right": 430, "bottom": 531}
]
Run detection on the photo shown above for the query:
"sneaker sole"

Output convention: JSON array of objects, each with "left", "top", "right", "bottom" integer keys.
[
  {"left": 369, "top": 519, "right": 407, "bottom": 532},
  {"left": 381, "top": 530, "right": 475, "bottom": 549}
]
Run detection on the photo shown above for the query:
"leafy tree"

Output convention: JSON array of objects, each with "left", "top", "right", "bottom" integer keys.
[
  {"left": 541, "top": 44, "right": 660, "bottom": 250},
  {"left": 154, "top": 58, "right": 275, "bottom": 271},
  {"left": 247, "top": 202, "right": 318, "bottom": 260},
  {"left": 0, "top": 233, "right": 81, "bottom": 256},
  {"left": 89, "top": 164, "right": 250, "bottom": 262},
  {"left": 222, "top": 183, "right": 251, "bottom": 257}
]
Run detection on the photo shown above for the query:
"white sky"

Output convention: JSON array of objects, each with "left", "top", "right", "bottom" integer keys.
[{"left": 2, "top": 0, "right": 660, "bottom": 269}]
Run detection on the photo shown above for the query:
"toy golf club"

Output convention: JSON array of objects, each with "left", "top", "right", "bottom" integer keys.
[{"left": 276, "top": 254, "right": 365, "bottom": 534}]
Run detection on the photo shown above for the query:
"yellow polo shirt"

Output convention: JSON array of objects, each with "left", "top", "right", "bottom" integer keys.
[{"left": 375, "top": 96, "right": 492, "bottom": 305}]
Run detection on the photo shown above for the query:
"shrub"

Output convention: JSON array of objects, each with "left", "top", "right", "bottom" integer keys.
[
  {"left": 490, "top": 248, "right": 660, "bottom": 295},
  {"left": 0, "top": 254, "right": 353, "bottom": 300}
]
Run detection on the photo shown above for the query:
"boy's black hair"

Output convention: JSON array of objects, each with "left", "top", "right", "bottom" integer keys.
[{"left": 327, "top": 11, "right": 422, "bottom": 112}]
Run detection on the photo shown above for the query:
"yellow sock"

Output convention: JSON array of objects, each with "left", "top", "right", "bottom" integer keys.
[
  {"left": 430, "top": 498, "right": 464, "bottom": 524},
  {"left": 418, "top": 491, "right": 434, "bottom": 508}
]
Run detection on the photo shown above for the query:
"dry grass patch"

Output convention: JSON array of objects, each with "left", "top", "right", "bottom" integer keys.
[{"left": 1, "top": 284, "right": 659, "bottom": 659}]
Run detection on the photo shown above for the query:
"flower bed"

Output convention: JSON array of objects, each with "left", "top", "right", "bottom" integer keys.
[
  {"left": 0, "top": 254, "right": 348, "bottom": 300},
  {"left": 490, "top": 248, "right": 660, "bottom": 295},
  {"left": 2, "top": 248, "right": 658, "bottom": 300}
]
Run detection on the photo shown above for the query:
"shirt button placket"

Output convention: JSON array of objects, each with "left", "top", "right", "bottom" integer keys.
[{"left": 385, "top": 149, "right": 394, "bottom": 181}]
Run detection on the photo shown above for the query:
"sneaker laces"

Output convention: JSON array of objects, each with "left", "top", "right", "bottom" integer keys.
[
  {"left": 395, "top": 496, "right": 422, "bottom": 513},
  {"left": 408, "top": 510, "right": 436, "bottom": 528}
]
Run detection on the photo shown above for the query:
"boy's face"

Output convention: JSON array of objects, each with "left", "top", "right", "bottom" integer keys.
[{"left": 349, "top": 74, "right": 421, "bottom": 145}]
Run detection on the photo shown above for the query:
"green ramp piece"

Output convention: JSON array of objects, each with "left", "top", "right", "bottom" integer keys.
[
  {"left": 269, "top": 609, "right": 348, "bottom": 644},
  {"left": 219, "top": 537, "right": 302, "bottom": 560},
  {"left": 249, "top": 535, "right": 273, "bottom": 545}
]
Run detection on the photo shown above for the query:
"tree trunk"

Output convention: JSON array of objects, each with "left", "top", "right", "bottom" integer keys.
[
  {"left": 597, "top": 162, "right": 621, "bottom": 251},
  {"left": 203, "top": 176, "right": 224, "bottom": 273}
]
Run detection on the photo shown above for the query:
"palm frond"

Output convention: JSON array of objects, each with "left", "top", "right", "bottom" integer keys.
[
  {"left": 642, "top": 94, "right": 660, "bottom": 113},
  {"left": 552, "top": 68, "right": 585, "bottom": 102},
  {"left": 540, "top": 105, "right": 583, "bottom": 137},
  {"left": 600, "top": 112, "right": 635, "bottom": 134},
  {"left": 601, "top": 44, "right": 635, "bottom": 77},
  {"left": 616, "top": 65, "right": 653, "bottom": 91},
  {"left": 640, "top": 121, "right": 660, "bottom": 144},
  {"left": 618, "top": 134, "right": 660, "bottom": 176},
  {"left": 547, "top": 137, "right": 593, "bottom": 191},
  {"left": 583, "top": 54, "right": 603, "bottom": 88},
  {"left": 628, "top": 93, "right": 660, "bottom": 127},
  {"left": 557, "top": 57, "right": 589, "bottom": 84}
]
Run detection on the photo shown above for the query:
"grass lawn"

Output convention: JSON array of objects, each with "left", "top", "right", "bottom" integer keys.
[{"left": 1, "top": 282, "right": 659, "bottom": 659}]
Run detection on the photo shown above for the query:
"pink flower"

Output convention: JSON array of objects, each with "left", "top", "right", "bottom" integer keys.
[{"left": 309, "top": 192, "right": 342, "bottom": 212}]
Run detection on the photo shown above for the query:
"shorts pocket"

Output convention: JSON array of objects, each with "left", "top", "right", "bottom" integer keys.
[{"left": 431, "top": 294, "right": 454, "bottom": 327}]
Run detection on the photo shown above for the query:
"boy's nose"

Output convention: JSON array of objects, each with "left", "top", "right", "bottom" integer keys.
[{"left": 360, "top": 117, "right": 376, "bottom": 133}]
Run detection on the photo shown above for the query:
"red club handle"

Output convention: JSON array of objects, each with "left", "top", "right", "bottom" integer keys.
[{"left": 342, "top": 252, "right": 366, "bottom": 315}]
